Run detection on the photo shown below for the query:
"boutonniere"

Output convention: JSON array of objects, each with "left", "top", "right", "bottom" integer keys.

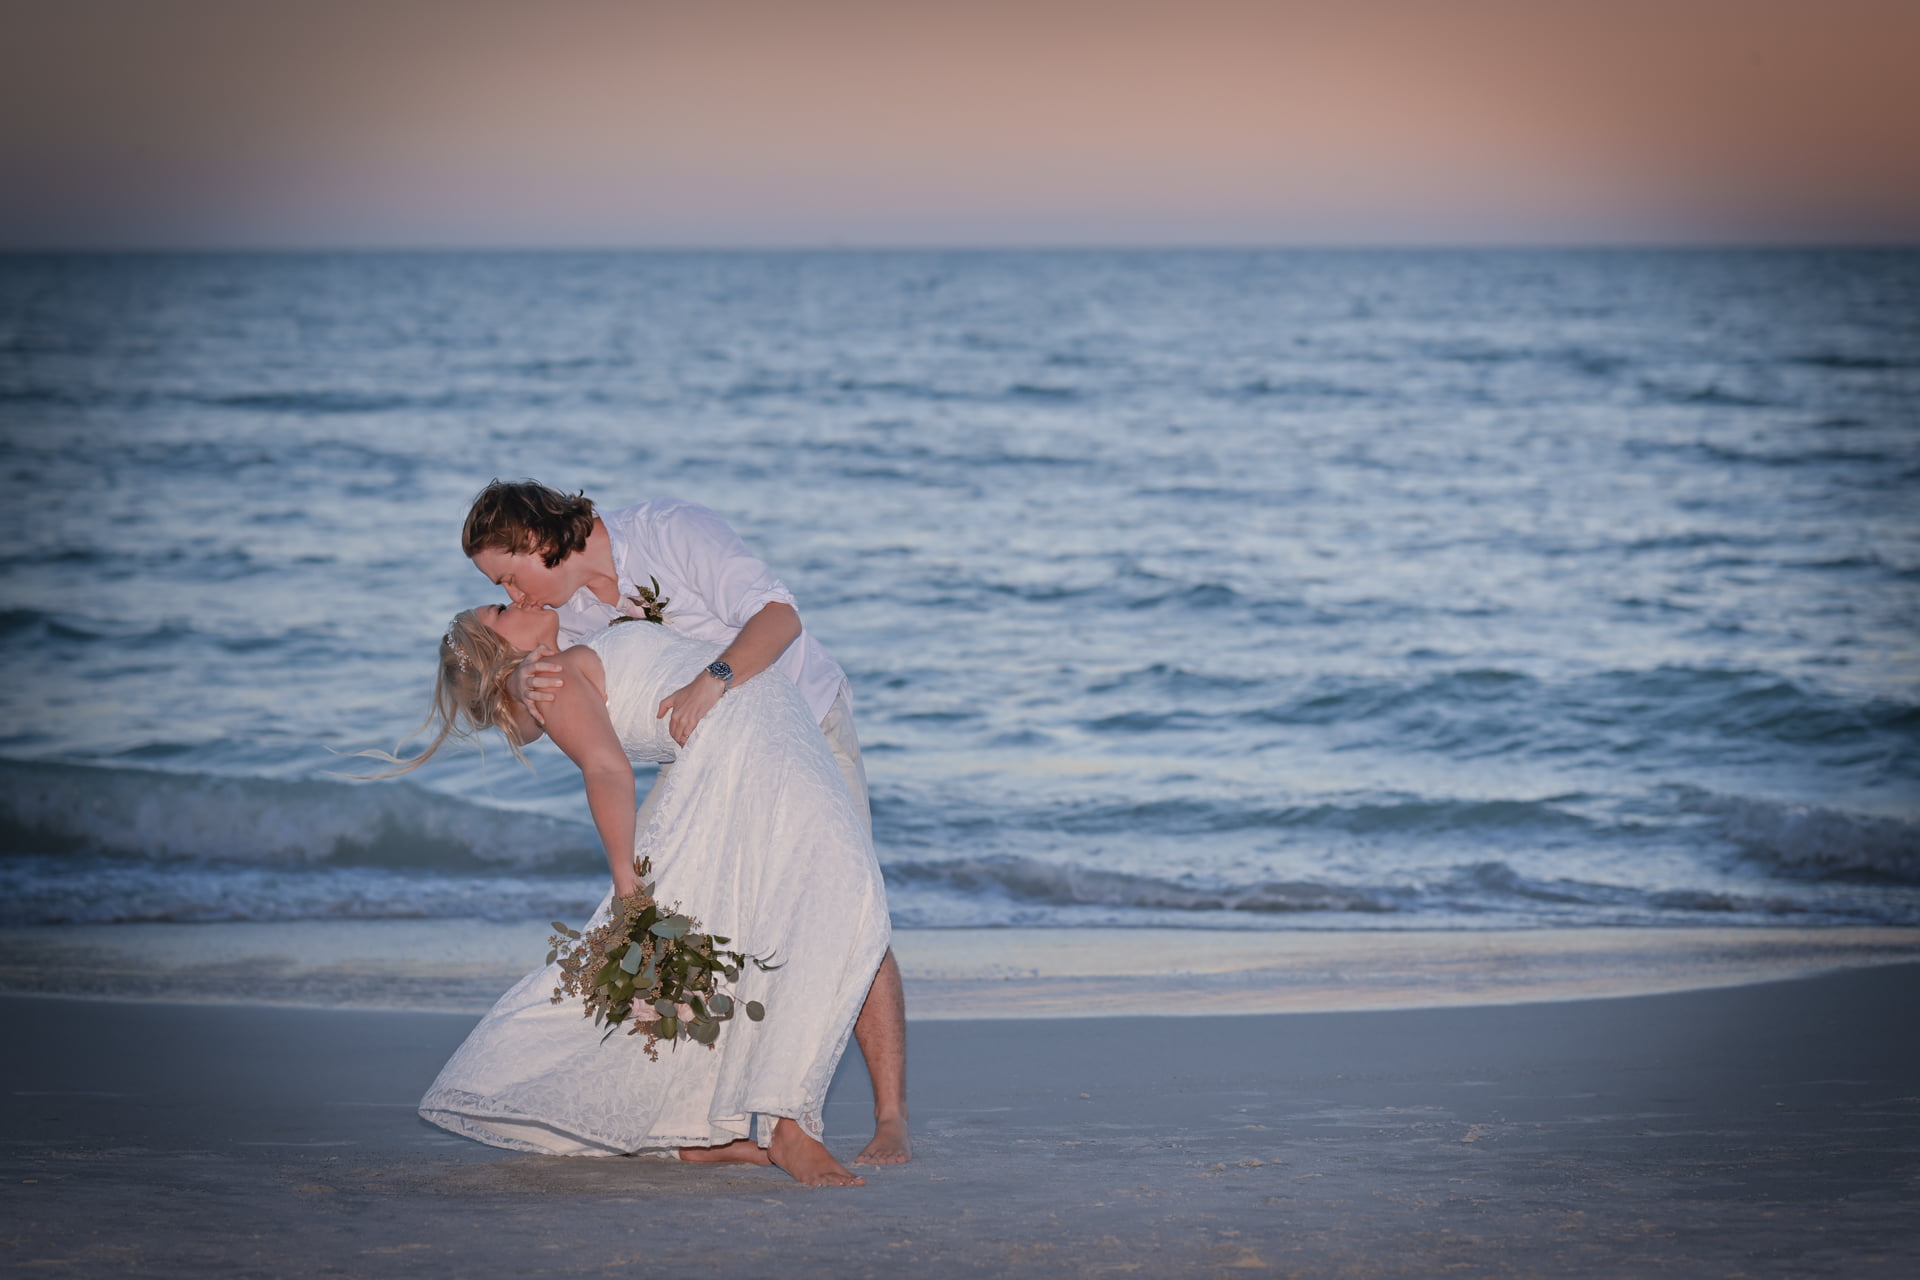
[{"left": 610, "top": 576, "right": 670, "bottom": 625}]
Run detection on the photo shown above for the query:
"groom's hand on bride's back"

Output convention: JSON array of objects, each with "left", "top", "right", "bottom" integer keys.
[
  {"left": 657, "top": 673, "right": 725, "bottom": 747},
  {"left": 508, "top": 644, "right": 565, "bottom": 726}
]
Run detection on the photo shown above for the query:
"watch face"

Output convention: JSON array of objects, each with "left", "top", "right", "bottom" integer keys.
[{"left": 707, "top": 660, "right": 733, "bottom": 683}]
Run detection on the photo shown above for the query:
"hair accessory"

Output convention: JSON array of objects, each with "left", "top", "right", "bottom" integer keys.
[{"left": 443, "top": 629, "right": 473, "bottom": 673}]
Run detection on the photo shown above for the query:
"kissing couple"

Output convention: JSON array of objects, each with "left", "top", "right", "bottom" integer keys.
[{"left": 388, "top": 480, "right": 908, "bottom": 1188}]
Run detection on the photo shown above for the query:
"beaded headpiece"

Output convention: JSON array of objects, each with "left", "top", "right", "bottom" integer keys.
[{"left": 442, "top": 629, "right": 473, "bottom": 674}]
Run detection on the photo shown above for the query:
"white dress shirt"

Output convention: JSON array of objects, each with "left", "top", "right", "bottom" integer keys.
[{"left": 553, "top": 500, "right": 850, "bottom": 724}]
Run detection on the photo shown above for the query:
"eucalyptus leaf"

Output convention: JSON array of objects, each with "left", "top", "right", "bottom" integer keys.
[
  {"left": 619, "top": 944, "right": 644, "bottom": 975},
  {"left": 653, "top": 998, "right": 677, "bottom": 1018},
  {"left": 707, "top": 993, "right": 733, "bottom": 1017},
  {"left": 745, "top": 1001, "right": 765, "bottom": 1022},
  {"left": 657, "top": 1016, "right": 677, "bottom": 1039},
  {"left": 544, "top": 949, "right": 558, "bottom": 966}
]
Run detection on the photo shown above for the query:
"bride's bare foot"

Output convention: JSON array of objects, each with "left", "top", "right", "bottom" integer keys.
[
  {"left": 678, "top": 1138, "right": 771, "bottom": 1165},
  {"left": 767, "top": 1118, "right": 865, "bottom": 1187},
  {"left": 855, "top": 1115, "right": 912, "bottom": 1166}
]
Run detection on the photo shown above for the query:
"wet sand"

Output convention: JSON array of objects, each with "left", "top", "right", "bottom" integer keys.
[
  {"left": 6, "top": 921, "right": 1919, "bottom": 1016},
  {"left": 5, "top": 963, "right": 1918, "bottom": 1277}
]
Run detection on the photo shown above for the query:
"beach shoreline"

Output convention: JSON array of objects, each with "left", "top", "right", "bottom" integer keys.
[
  {"left": 5, "top": 963, "right": 1918, "bottom": 1277},
  {"left": 4, "top": 920, "right": 1918, "bottom": 1019}
]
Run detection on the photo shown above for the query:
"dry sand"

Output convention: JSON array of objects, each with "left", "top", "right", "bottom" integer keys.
[{"left": 5, "top": 961, "right": 1918, "bottom": 1277}]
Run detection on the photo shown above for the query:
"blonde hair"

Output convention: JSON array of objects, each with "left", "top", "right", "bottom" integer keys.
[{"left": 356, "top": 609, "right": 532, "bottom": 777}]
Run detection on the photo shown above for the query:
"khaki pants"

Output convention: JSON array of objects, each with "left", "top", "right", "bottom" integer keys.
[{"left": 636, "top": 684, "right": 870, "bottom": 837}]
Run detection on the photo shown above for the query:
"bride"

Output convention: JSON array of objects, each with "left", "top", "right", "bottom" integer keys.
[{"left": 393, "top": 603, "right": 890, "bottom": 1187}]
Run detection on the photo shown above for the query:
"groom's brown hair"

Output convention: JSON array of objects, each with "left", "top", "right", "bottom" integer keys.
[{"left": 462, "top": 480, "right": 597, "bottom": 569}]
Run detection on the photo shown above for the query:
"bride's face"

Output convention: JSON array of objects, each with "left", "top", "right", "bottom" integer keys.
[{"left": 482, "top": 603, "right": 559, "bottom": 653}]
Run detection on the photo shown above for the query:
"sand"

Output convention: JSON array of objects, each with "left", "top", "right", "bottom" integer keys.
[
  {"left": 6, "top": 921, "right": 1919, "bottom": 1016},
  {"left": 5, "top": 961, "right": 1918, "bottom": 1277}
]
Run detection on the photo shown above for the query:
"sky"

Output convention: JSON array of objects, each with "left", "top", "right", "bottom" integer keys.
[{"left": 2, "top": 0, "right": 1917, "bottom": 248}]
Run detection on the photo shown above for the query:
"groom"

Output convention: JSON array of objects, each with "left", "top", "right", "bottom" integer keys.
[{"left": 461, "top": 480, "right": 911, "bottom": 1167}]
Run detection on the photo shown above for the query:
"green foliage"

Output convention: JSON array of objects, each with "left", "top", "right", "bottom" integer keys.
[
  {"left": 609, "top": 576, "right": 671, "bottom": 625},
  {"left": 545, "top": 855, "right": 774, "bottom": 1062}
]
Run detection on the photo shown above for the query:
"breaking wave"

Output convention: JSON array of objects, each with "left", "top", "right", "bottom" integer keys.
[
  {"left": 1698, "top": 793, "right": 1920, "bottom": 885},
  {"left": 0, "top": 760, "right": 596, "bottom": 873}
]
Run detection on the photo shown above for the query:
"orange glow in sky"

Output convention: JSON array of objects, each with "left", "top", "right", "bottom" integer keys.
[{"left": 2, "top": 0, "right": 1916, "bottom": 246}]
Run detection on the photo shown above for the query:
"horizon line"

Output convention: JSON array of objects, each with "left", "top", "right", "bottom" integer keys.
[{"left": 3, "top": 239, "right": 1918, "bottom": 256}]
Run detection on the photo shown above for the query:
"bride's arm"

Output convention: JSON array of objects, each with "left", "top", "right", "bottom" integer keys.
[{"left": 538, "top": 648, "right": 641, "bottom": 897}]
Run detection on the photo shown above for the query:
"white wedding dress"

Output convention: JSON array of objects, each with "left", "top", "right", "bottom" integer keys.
[{"left": 418, "top": 621, "right": 891, "bottom": 1154}]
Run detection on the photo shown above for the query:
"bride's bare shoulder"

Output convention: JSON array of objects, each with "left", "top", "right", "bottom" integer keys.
[{"left": 555, "top": 644, "right": 607, "bottom": 697}]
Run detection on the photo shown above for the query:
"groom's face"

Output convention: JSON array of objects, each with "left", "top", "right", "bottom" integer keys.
[{"left": 472, "top": 545, "right": 573, "bottom": 609}]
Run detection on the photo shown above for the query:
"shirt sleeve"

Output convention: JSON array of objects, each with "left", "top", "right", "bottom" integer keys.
[{"left": 652, "top": 501, "right": 798, "bottom": 630}]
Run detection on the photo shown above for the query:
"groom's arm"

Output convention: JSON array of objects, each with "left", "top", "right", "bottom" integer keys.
[
  {"left": 656, "top": 601, "right": 802, "bottom": 747},
  {"left": 649, "top": 501, "right": 807, "bottom": 746}
]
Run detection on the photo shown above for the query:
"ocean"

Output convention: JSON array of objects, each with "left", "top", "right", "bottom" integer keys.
[{"left": 3, "top": 249, "right": 1917, "bottom": 947}]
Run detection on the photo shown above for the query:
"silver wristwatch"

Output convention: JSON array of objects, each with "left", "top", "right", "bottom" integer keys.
[{"left": 705, "top": 659, "right": 734, "bottom": 687}]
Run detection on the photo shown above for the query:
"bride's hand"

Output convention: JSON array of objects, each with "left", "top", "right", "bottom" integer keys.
[{"left": 507, "top": 645, "right": 564, "bottom": 726}]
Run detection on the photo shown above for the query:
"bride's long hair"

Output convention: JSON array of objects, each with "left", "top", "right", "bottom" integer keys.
[{"left": 356, "top": 609, "right": 531, "bottom": 777}]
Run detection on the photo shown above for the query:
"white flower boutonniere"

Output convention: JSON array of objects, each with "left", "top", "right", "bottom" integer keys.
[{"left": 611, "top": 576, "right": 670, "bottom": 625}]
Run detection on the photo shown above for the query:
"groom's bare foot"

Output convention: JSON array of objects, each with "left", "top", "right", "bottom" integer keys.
[
  {"left": 855, "top": 1115, "right": 912, "bottom": 1166},
  {"left": 678, "top": 1138, "right": 770, "bottom": 1166},
  {"left": 767, "top": 1118, "right": 865, "bottom": 1187}
]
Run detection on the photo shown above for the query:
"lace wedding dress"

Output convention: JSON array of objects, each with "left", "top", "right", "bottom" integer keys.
[{"left": 418, "top": 621, "right": 891, "bottom": 1154}]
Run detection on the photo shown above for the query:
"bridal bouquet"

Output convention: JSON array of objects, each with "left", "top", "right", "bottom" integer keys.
[{"left": 547, "top": 858, "right": 775, "bottom": 1060}]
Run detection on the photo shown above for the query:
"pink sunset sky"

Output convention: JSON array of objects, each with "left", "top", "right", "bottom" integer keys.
[{"left": 2, "top": 0, "right": 1916, "bottom": 247}]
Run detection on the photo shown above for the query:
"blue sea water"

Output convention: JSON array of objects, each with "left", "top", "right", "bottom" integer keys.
[{"left": 1, "top": 250, "right": 1916, "bottom": 932}]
